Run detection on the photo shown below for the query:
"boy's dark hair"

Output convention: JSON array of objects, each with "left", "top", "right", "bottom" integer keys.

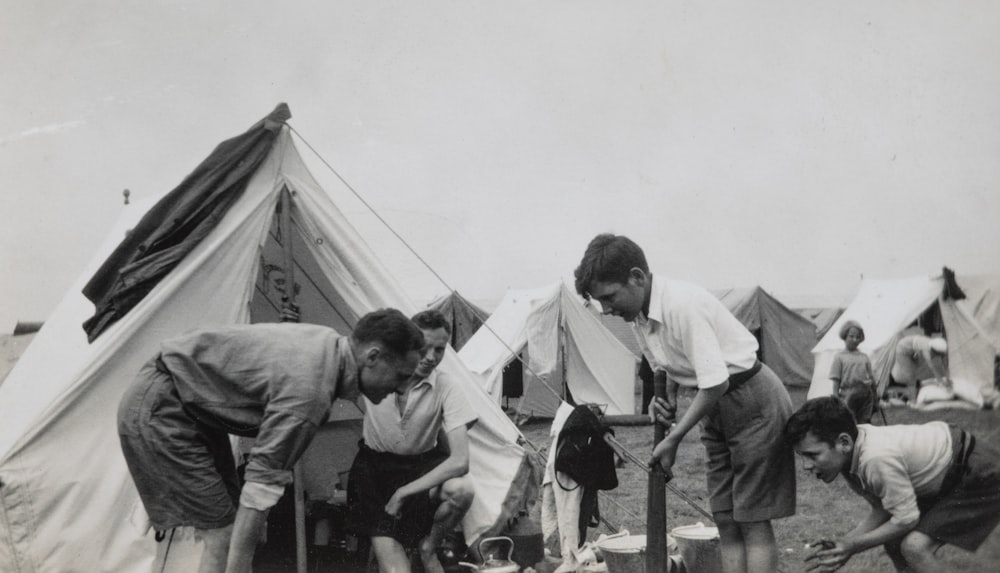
[
  {"left": 353, "top": 308, "right": 425, "bottom": 359},
  {"left": 411, "top": 309, "right": 452, "bottom": 335},
  {"left": 574, "top": 234, "right": 649, "bottom": 300},
  {"left": 784, "top": 396, "right": 858, "bottom": 448}
]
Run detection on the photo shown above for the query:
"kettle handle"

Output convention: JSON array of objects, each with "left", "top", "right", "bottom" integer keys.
[{"left": 477, "top": 536, "right": 515, "bottom": 560}]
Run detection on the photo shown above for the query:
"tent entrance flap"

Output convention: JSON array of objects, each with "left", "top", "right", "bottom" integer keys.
[{"left": 250, "top": 189, "right": 358, "bottom": 333}]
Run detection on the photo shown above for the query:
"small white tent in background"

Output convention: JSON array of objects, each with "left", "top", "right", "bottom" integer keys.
[
  {"left": 0, "top": 105, "right": 536, "bottom": 572},
  {"left": 0, "top": 323, "right": 41, "bottom": 387},
  {"left": 807, "top": 271, "right": 1000, "bottom": 405},
  {"left": 956, "top": 274, "right": 1000, "bottom": 351},
  {"left": 458, "top": 282, "right": 639, "bottom": 419}
]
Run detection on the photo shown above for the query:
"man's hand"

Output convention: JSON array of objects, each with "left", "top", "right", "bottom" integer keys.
[
  {"left": 647, "top": 396, "right": 676, "bottom": 427},
  {"left": 279, "top": 300, "right": 300, "bottom": 323},
  {"left": 649, "top": 434, "right": 679, "bottom": 478},
  {"left": 804, "top": 538, "right": 854, "bottom": 572},
  {"left": 385, "top": 488, "right": 407, "bottom": 518}
]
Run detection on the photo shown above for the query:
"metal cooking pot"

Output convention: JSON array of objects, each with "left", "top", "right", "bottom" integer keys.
[{"left": 457, "top": 536, "right": 521, "bottom": 573}]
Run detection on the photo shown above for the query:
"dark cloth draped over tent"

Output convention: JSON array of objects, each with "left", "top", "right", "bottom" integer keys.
[{"left": 81, "top": 104, "right": 292, "bottom": 342}]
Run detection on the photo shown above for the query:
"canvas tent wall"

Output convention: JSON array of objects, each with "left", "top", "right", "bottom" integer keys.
[
  {"left": 0, "top": 107, "right": 535, "bottom": 572},
  {"left": 796, "top": 307, "right": 845, "bottom": 340},
  {"left": 711, "top": 286, "right": 818, "bottom": 387},
  {"left": 428, "top": 290, "right": 490, "bottom": 351},
  {"left": 0, "top": 325, "right": 39, "bottom": 387},
  {"left": 807, "top": 273, "right": 1000, "bottom": 402},
  {"left": 957, "top": 274, "right": 1000, "bottom": 351},
  {"left": 458, "top": 282, "right": 639, "bottom": 419}
]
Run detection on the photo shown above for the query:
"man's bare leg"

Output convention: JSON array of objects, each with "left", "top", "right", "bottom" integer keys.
[
  {"left": 196, "top": 524, "right": 233, "bottom": 573},
  {"left": 371, "top": 536, "right": 412, "bottom": 573},
  {"left": 419, "top": 477, "right": 475, "bottom": 573}
]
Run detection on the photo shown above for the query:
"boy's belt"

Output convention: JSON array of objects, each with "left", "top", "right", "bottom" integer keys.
[
  {"left": 726, "top": 360, "right": 762, "bottom": 394},
  {"left": 939, "top": 427, "right": 975, "bottom": 497}
]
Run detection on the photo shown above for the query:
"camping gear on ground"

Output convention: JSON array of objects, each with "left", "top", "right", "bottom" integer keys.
[
  {"left": 596, "top": 532, "right": 682, "bottom": 573},
  {"left": 504, "top": 513, "right": 545, "bottom": 569},
  {"left": 671, "top": 523, "right": 722, "bottom": 573},
  {"left": 458, "top": 537, "right": 521, "bottom": 573}
]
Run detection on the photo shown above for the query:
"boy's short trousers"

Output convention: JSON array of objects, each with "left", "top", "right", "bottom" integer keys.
[
  {"left": 345, "top": 443, "right": 448, "bottom": 547},
  {"left": 117, "top": 358, "right": 240, "bottom": 531},
  {"left": 700, "top": 363, "right": 796, "bottom": 522},
  {"left": 914, "top": 428, "right": 1000, "bottom": 551}
]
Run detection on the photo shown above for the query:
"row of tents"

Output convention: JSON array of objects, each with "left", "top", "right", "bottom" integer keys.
[
  {"left": 441, "top": 271, "right": 1000, "bottom": 419},
  {"left": 437, "top": 283, "right": 830, "bottom": 420},
  {"left": 1, "top": 105, "right": 997, "bottom": 572}
]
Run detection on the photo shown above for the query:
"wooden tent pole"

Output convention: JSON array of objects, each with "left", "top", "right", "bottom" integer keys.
[
  {"left": 646, "top": 375, "right": 667, "bottom": 572},
  {"left": 279, "top": 187, "right": 308, "bottom": 573}
]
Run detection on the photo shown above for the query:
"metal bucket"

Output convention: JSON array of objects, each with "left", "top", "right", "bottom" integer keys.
[
  {"left": 671, "top": 523, "right": 722, "bottom": 573},
  {"left": 596, "top": 534, "right": 681, "bottom": 573}
]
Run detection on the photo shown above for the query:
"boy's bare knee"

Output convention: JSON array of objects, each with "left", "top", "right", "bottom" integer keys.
[
  {"left": 440, "top": 476, "right": 475, "bottom": 510},
  {"left": 899, "top": 530, "right": 937, "bottom": 561}
]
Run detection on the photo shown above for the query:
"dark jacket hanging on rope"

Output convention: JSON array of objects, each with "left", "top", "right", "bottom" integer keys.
[
  {"left": 81, "top": 104, "right": 292, "bottom": 342},
  {"left": 554, "top": 404, "right": 618, "bottom": 544}
]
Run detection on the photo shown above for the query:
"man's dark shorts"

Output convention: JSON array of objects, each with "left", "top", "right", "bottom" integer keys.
[{"left": 345, "top": 442, "right": 448, "bottom": 547}]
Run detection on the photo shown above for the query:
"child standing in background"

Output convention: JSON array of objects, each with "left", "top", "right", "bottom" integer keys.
[{"left": 829, "top": 320, "right": 877, "bottom": 423}]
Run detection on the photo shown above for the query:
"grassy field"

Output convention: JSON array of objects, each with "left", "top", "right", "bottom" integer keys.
[{"left": 517, "top": 386, "right": 1000, "bottom": 573}]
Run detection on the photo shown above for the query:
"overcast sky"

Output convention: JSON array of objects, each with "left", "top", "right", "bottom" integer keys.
[{"left": 2, "top": 1, "right": 999, "bottom": 332}]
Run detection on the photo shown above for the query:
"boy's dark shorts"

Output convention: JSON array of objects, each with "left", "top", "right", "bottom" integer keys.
[
  {"left": 916, "top": 428, "right": 1000, "bottom": 551},
  {"left": 345, "top": 443, "right": 448, "bottom": 547}
]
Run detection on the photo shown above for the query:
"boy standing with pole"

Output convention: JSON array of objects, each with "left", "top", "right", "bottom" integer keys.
[{"left": 574, "top": 233, "right": 796, "bottom": 573}]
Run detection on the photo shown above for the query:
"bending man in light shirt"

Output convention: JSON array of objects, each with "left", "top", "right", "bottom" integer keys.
[
  {"left": 575, "top": 233, "right": 796, "bottom": 573},
  {"left": 117, "top": 309, "right": 425, "bottom": 573},
  {"left": 786, "top": 396, "right": 1000, "bottom": 572},
  {"left": 346, "top": 309, "right": 477, "bottom": 573}
]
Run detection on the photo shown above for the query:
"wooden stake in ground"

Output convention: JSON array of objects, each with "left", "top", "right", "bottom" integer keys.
[{"left": 646, "top": 376, "right": 667, "bottom": 572}]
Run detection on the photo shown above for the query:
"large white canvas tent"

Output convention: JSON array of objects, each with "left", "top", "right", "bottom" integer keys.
[
  {"left": 711, "top": 286, "right": 818, "bottom": 388},
  {"left": 807, "top": 272, "right": 1000, "bottom": 403},
  {"left": 0, "top": 106, "right": 536, "bottom": 572},
  {"left": 457, "top": 282, "right": 639, "bottom": 419}
]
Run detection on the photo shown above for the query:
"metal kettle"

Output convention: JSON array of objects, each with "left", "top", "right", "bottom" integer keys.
[{"left": 457, "top": 536, "right": 521, "bottom": 573}]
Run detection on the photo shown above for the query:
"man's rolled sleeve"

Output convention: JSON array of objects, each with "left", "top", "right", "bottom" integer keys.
[{"left": 244, "top": 410, "right": 320, "bottom": 487}]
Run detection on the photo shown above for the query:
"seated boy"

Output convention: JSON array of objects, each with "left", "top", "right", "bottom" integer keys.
[
  {"left": 784, "top": 396, "right": 1000, "bottom": 572},
  {"left": 346, "top": 310, "right": 477, "bottom": 573}
]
